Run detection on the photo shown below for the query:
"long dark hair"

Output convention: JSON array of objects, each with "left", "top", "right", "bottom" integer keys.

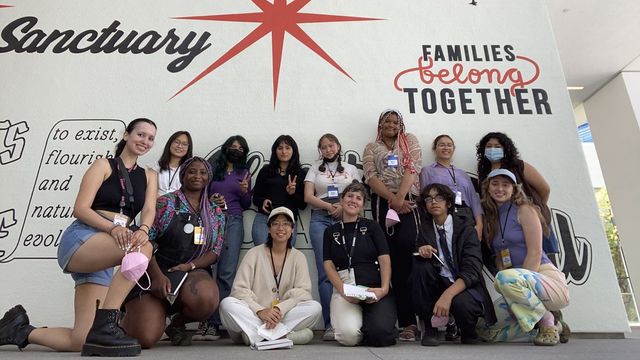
[
  {"left": 476, "top": 132, "right": 520, "bottom": 183},
  {"left": 115, "top": 118, "right": 157, "bottom": 157},
  {"left": 317, "top": 133, "right": 345, "bottom": 173},
  {"left": 158, "top": 131, "right": 193, "bottom": 171},
  {"left": 212, "top": 135, "right": 249, "bottom": 181},
  {"left": 267, "top": 135, "right": 302, "bottom": 176}
]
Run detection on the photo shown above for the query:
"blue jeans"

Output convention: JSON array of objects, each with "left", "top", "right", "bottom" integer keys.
[
  {"left": 309, "top": 209, "right": 336, "bottom": 328},
  {"left": 211, "top": 215, "right": 245, "bottom": 326},
  {"left": 252, "top": 212, "right": 298, "bottom": 247}
]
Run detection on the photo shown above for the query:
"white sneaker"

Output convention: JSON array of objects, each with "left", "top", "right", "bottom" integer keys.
[{"left": 286, "top": 328, "right": 314, "bottom": 345}]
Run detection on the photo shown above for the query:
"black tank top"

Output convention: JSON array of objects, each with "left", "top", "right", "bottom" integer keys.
[{"left": 91, "top": 158, "right": 147, "bottom": 219}]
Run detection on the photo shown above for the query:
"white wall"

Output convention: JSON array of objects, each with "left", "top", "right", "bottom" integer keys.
[{"left": 584, "top": 72, "right": 640, "bottom": 317}]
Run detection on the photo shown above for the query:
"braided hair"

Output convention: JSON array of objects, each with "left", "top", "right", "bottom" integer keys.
[
  {"left": 376, "top": 109, "right": 416, "bottom": 174},
  {"left": 317, "top": 133, "right": 345, "bottom": 173}
]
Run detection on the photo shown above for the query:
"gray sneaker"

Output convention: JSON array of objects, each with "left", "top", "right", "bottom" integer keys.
[
  {"left": 286, "top": 328, "right": 314, "bottom": 345},
  {"left": 322, "top": 327, "right": 335, "bottom": 341},
  {"left": 192, "top": 322, "right": 220, "bottom": 341}
]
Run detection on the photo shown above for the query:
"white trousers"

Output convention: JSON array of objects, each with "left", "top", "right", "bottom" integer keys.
[
  {"left": 219, "top": 297, "right": 321, "bottom": 345},
  {"left": 330, "top": 292, "right": 363, "bottom": 346}
]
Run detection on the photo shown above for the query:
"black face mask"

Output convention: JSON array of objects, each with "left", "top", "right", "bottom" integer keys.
[
  {"left": 226, "top": 149, "right": 244, "bottom": 163},
  {"left": 323, "top": 154, "right": 339, "bottom": 163}
]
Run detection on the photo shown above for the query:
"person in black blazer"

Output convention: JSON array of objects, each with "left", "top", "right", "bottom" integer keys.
[{"left": 411, "top": 183, "right": 496, "bottom": 346}]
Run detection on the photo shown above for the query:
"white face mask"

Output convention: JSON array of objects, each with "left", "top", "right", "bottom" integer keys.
[{"left": 484, "top": 147, "right": 504, "bottom": 162}]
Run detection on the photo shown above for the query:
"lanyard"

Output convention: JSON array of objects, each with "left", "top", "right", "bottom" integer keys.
[
  {"left": 325, "top": 162, "right": 337, "bottom": 182},
  {"left": 498, "top": 203, "right": 513, "bottom": 244},
  {"left": 437, "top": 162, "right": 457, "bottom": 187},
  {"left": 269, "top": 247, "right": 289, "bottom": 300},
  {"left": 168, "top": 167, "right": 179, "bottom": 188},
  {"left": 115, "top": 159, "right": 137, "bottom": 214},
  {"left": 340, "top": 219, "right": 359, "bottom": 269},
  {"left": 178, "top": 191, "right": 202, "bottom": 226}
]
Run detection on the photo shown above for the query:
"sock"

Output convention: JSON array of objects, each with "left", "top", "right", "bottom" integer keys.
[{"left": 538, "top": 311, "right": 555, "bottom": 327}]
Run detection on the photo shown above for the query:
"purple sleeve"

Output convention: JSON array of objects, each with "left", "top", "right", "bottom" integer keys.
[
  {"left": 459, "top": 170, "right": 483, "bottom": 217},
  {"left": 419, "top": 166, "right": 432, "bottom": 191}
]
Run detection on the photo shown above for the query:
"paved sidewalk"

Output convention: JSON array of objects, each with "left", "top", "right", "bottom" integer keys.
[{"left": 2, "top": 335, "right": 640, "bottom": 360}]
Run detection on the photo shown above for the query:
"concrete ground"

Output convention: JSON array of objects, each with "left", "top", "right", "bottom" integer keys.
[{"left": 2, "top": 328, "right": 640, "bottom": 360}]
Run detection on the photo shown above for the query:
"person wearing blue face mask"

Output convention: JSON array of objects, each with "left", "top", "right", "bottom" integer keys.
[{"left": 475, "top": 132, "right": 570, "bottom": 343}]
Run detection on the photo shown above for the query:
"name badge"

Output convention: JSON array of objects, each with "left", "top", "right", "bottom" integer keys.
[
  {"left": 193, "top": 226, "right": 205, "bottom": 245},
  {"left": 387, "top": 154, "right": 398, "bottom": 168},
  {"left": 327, "top": 185, "right": 339, "bottom": 199},
  {"left": 500, "top": 248, "right": 512, "bottom": 268},
  {"left": 455, "top": 191, "right": 463, "bottom": 206},
  {"left": 113, "top": 213, "right": 128, "bottom": 227},
  {"left": 338, "top": 269, "right": 356, "bottom": 285}
]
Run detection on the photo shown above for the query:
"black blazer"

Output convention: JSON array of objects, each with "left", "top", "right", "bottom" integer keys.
[{"left": 416, "top": 213, "right": 497, "bottom": 325}]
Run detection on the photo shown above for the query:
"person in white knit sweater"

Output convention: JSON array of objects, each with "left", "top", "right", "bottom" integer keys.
[{"left": 219, "top": 207, "right": 321, "bottom": 346}]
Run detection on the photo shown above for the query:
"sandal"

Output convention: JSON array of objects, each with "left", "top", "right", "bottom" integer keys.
[
  {"left": 399, "top": 324, "right": 419, "bottom": 342},
  {"left": 533, "top": 325, "right": 559, "bottom": 346}
]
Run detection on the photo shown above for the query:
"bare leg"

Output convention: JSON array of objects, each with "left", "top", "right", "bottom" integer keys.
[
  {"left": 28, "top": 284, "right": 108, "bottom": 351},
  {"left": 177, "top": 271, "right": 219, "bottom": 323},
  {"left": 121, "top": 294, "right": 166, "bottom": 349},
  {"left": 67, "top": 234, "right": 153, "bottom": 309}
]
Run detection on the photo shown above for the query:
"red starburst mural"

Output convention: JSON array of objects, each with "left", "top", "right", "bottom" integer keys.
[{"left": 171, "top": 0, "right": 382, "bottom": 107}]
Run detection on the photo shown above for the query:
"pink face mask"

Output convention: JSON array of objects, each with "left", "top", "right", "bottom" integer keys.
[
  {"left": 121, "top": 250, "right": 150, "bottom": 290},
  {"left": 385, "top": 209, "right": 400, "bottom": 228}
]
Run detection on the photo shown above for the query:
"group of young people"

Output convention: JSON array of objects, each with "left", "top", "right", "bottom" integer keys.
[{"left": 0, "top": 109, "right": 570, "bottom": 356}]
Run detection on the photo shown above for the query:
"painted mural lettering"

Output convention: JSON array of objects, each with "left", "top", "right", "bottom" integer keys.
[
  {"left": 550, "top": 209, "right": 592, "bottom": 285},
  {"left": 0, "top": 119, "right": 29, "bottom": 165},
  {"left": 394, "top": 44, "right": 552, "bottom": 115},
  {"left": 0, "top": 16, "right": 212, "bottom": 72}
]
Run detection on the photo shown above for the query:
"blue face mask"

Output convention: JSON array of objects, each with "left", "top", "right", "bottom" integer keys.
[{"left": 484, "top": 147, "right": 504, "bottom": 162}]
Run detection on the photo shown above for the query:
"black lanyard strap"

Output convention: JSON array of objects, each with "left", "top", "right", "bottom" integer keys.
[
  {"left": 498, "top": 203, "right": 513, "bottom": 244},
  {"left": 437, "top": 162, "right": 457, "bottom": 187},
  {"left": 116, "top": 157, "right": 136, "bottom": 216},
  {"left": 269, "top": 247, "right": 289, "bottom": 300},
  {"left": 340, "top": 219, "right": 359, "bottom": 269}
]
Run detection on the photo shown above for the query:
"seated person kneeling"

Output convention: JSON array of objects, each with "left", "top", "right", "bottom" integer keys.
[
  {"left": 121, "top": 157, "right": 226, "bottom": 348},
  {"left": 219, "top": 207, "right": 321, "bottom": 346},
  {"left": 323, "top": 181, "right": 397, "bottom": 347},
  {"left": 412, "top": 183, "right": 496, "bottom": 346}
]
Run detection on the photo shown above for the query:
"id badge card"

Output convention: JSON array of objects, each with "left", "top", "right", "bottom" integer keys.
[
  {"left": 193, "top": 226, "right": 205, "bottom": 245},
  {"left": 500, "top": 248, "right": 512, "bottom": 268},
  {"left": 386, "top": 154, "right": 399, "bottom": 168},
  {"left": 338, "top": 269, "right": 356, "bottom": 285},
  {"left": 455, "top": 191, "right": 463, "bottom": 206},
  {"left": 327, "top": 185, "right": 339, "bottom": 200},
  {"left": 113, "top": 213, "right": 128, "bottom": 227}
]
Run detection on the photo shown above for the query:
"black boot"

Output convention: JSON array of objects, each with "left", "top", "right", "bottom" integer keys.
[
  {"left": 0, "top": 305, "right": 35, "bottom": 350},
  {"left": 420, "top": 324, "right": 439, "bottom": 347},
  {"left": 81, "top": 309, "right": 141, "bottom": 357}
]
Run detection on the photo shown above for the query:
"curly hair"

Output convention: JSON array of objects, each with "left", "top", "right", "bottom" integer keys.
[
  {"left": 476, "top": 132, "right": 520, "bottom": 183},
  {"left": 419, "top": 183, "right": 454, "bottom": 214},
  {"left": 480, "top": 177, "right": 548, "bottom": 246}
]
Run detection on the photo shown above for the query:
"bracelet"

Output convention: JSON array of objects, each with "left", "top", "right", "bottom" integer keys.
[
  {"left": 139, "top": 224, "right": 150, "bottom": 231},
  {"left": 109, "top": 224, "right": 120, "bottom": 235},
  {"left": 189, "top": 262, "right": 196, "bottom": 271},
  {"left": 137, "top": 227, "right": 149, "bottom": 235}
]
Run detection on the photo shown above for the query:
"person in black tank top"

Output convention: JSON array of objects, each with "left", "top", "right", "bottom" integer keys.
[{"left": 0, "top": 118, "right": 158, "bottom": 357}]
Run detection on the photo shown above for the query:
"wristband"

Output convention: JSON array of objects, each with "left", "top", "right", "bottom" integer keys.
[
  {"left": 139, "top": 224, "right": 150, "bottom": 231},
  {"left": 137, "top": 227, "right": 149, "bottom": 236},
  {"left": 109, "top": 224, "right": 120, "bottom": 235}
]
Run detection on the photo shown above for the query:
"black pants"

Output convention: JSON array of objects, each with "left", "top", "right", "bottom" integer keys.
[
  {"left": 411, "top": 258, "right": 483, "bottom": 336},
  {"left": 361, "top": 293, "right": 398, "bottom": 347},
  {"left": 372, "top": 193, "right": 419, "bottom": 327}
]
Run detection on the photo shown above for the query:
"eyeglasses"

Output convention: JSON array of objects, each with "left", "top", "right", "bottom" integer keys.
[
  {"left": 173, "top": 140, "right": 190, "bottom": 148},
  {"left": 425, "top": 195, "right": 446, "bottom": 203},
  {"left": 270, "top": 221, "right": 293, "bottom": 228}
]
